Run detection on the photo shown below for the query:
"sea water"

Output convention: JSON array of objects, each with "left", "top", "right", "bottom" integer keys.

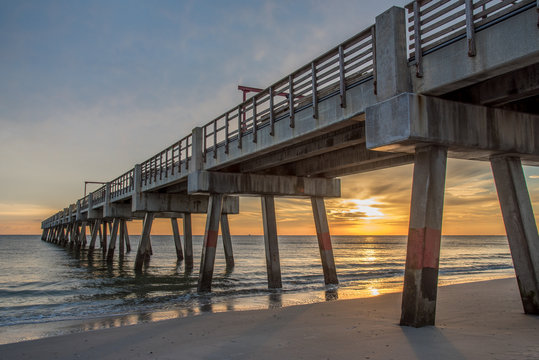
[{"left": 0, "top": 235, "right": 514, "bottom": 344}]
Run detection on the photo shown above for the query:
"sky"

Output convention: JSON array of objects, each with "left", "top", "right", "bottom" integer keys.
[{"left": 1, "top": 0, "right": 538, "bottom": 236}]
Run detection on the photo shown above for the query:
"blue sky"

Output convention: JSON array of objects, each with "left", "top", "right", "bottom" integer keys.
[{"left": 1, "top": 0, "right": 537, "bottom": 235}]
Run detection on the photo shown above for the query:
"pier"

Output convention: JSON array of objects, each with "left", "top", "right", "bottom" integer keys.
[{"left": 41, "top": 0, "right": 539, "bottom": 327}]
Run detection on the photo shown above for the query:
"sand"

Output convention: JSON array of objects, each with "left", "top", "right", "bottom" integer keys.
[{"left": 1, "top": 278, "right": 537, "bottom": 359}]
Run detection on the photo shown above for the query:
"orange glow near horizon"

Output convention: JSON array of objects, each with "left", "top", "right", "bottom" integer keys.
[{"left": 3, "top": 160, "right": 539, "bottom": 236}]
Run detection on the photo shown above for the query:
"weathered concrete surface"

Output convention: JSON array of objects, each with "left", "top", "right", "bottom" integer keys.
[
  {"left": 311, "top": 196, "right": 338, "bottom": 285},
  {"left": 188, "top": 171, "right": 341, "bottom": 197},
  {"left": 132, "top": 192, "right": 239, "bottom": 214},
  {"left": 366, "top": 93, "right": 539, "bottom": 164},
  {"left": 401, "top": 145, "right": 447, "bottom": 327},
  {"left": 375, "top": 6, "right": 411, "bottom": 101},
  {"left": 261, "top": 195, "right": 282, "bottom": 289},
  {"left": 135, "top": 213, "right": 154, "bottom": 271},
  {"left": 198, "top": 194, "right": 223, "bottom": 292},
  {"left": 491, "top": 156, "right": 539, "bottom": 314},
  {"left": 413, "top": 6, "right": 539, "bottom": 95}
]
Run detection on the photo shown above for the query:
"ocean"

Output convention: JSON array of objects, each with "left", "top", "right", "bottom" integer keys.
[{"left": 0, "top": 234, "right": 514, "bottom": 344}]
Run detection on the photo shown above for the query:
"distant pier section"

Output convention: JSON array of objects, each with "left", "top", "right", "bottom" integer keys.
[{"left": 42, "top": 0, "right": 539, "bottom": 327}]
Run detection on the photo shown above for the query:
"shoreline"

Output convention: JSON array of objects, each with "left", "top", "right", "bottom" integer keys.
[{"left": 2, "top": 277, "right": 538, "bottom": 359}]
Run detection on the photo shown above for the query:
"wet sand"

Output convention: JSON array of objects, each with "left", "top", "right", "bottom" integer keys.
[{"left": 1, "top": 278, "right": 537, "bottom": 359}]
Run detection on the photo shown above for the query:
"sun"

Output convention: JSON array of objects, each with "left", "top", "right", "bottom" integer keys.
[{"left": 349, "top": 199, "right": 385, "bottom": 220}]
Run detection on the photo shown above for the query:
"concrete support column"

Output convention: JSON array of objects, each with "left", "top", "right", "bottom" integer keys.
[
  {"left": 198, "top": 194, "right": 223, "bottom": 292},
  {"left": 106, "top": 218, "right": 120, "bottom": 262},
  {"left": 261, "top": 195, "right": 282, "bottom": 289},
  {"left": 171, "top": 218, "right": 184, "bottom": 261},
  {"left": 375, "top": 6, "right": 410, "bottom": 101},
  {"left": 401, "top": 145, "right": 447, "bottom": 327},
  {"left": 80, "top": 222, "right": 87, "bottom": 248},
  {"left": 183, "top": 213, "right": 194, "bottom": 269},
  {"left": 135, "top": 212, "right": 154, "bottom": 271},
  {"left": 89, "top": 219, "right": 100, "bottom": 251},
  {"left": 119, "top": 219, "right": 125, "bottom": 257},
  {"left": 123, "top": 220, "right": 131, "bottom": 253},
  {"left": 491, "top": 156, "right": 539, "bottom": 314},
  {"left": 220, "top": 213, "right": 234, "bottom": 268},
  {"left": 311, "top": 196, "right": 338, "bottom": 285},
  {"left": 102, "top": 220, "right": 108, "bottom": 256}
]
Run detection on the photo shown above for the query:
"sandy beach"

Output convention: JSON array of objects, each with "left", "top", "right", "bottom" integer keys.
[{"left": 1, "top": 277, "right": 537, "bottom": 359}]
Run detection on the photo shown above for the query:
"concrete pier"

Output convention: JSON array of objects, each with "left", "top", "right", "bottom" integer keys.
[
  {"left": 171, "top": 218, "right": 184, "bottom": 261},
  {"left": 261, "top": 195, "right": 282, "bottom": 289},
  {"left": 135, "top": 213, "right": 154, "bottom": 271},
  {"left": 183, "top": 213, "right": 194, "bottom": 269},
  {"left": 198, "top": 194, "right": 223, "bottom": 292},
  {"left": 400, "top": 145, "right": 447, "bottom": 327},
  {"left": 491, "top": 156, "right": 539, "bottom": 314},
  {"left": 220, "top": 214, "right": 234, "bottom": 268},
  {"left": 106, "top": 219, "right": 120, "bottom": 262},
  {"left": 311, "top": 196, "right": 338, "bottom": 285}
]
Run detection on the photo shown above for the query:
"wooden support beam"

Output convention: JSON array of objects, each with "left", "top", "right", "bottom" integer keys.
[
  {"left": 491, "top": 156, "right": 539, "bottom": 314},
  {"left": 198, "top": 194, "right": 223, "bottom": 292},
  {"left": 401, "top": 145, "right": 447, "bottom": 327},
  {"left": 261, "top": 195, "right": 282, "bottom": 289},
  {"left": 135, "top": 213, "right": 154, "bottom": 271},
  {"left": 171, "top": 218, "right": 184, "bottom": 261},
  {"left": 183, "top": 213, "right": 194, "bottom": 269},
  {"left": 311, "top": 196, "right": 338, "bottom": 285},
  {"left": 220, "top": 213, "right": 234, "bottom": 268}
]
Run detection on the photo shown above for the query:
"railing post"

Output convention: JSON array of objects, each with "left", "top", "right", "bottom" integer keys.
[
  {"left": 225, "top": 113, "right": 230, "bottom": 154},
  {"left": 213, "top": 119, "right": 217, "bottom": 159},
  {"left": 465, "top": 0, "right": 476, "bottom": 57},
  {"left": 191, "top": 127, "right": 204, "bottom": 172},
  {"left": 269, "top": 86, "right": 275, "bottom": 136},
  {"left": 370, "top": 26, "right": 377, "bottom": 95},
  {"left": 237, "top": 105, "right": 243, "bottom": 149},
  {"left": 288, "top": 74, "right": 295, "bottom": 128},
  {"left": 413, "top": 1, "right": 423, "bottom": 78},
  {"left": 252, "top": 97, "right": 258, "bottom": 143},
  {"left": 338, "top": 45, "right": 347, "bottom": 107},
  {"left": 311, "top": 62, "right": 318, "bottom": 119}
]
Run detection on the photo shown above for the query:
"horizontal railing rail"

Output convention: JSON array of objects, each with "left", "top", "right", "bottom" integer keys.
[
  {"left": 406, "top": 0, "right": 535, "bottom": 76},
  {"left": 201, "top": 26, "right": 376, "bottom": 160}
]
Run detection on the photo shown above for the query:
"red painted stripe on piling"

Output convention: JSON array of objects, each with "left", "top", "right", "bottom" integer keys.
[
  {"left": 406, "top": 227, "right": 441, "bottom": 270},
  {"left": 319, "top": 232, "right": 332, "bottom": 251},
  {"left": 423, "top": 227, "right": 441, "bottom": 269},
  {"left": 205, "top": 230, "right": 218, "bottom": 248}
]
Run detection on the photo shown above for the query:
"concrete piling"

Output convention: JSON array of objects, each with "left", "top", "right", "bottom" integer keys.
[
  {"left": 220, "top": 213, "right": 234, "bottom": 268},
  {"left": 261, "top": 195, "right": 282, "bottom": 289},
  {"left": 171, "top": 218, "right": 184, "bottom": 261},
  {"left": 198, "top": 194, "right": 223, "bottom": 292},
  {"left": 106, "top": 219, "right": 120, "bottom": 262},
  {"left": 311, "top": 196, "right": 338, "bottom": 285},
  {"left": 89, "top": 219, "right": 100, "bottom": 251},
  {"left": 135, "top": 212, "right": 154, "bottom": 271},
  {"left": 183, "top": 213, "right": 194, "bottom": 269},
  {"left": 102, "top": 220, "right": 108, "bottom": 256},
  {"left": 123, "top": 220, "right": 131, "bottom": 252},
  {"left": 400, "top": 145, "right": 447, "bottom": 327},
  {"left": 119, "top": 219, "right": 125, "bottom": 257},
  {"left": 491, "top": 155, "right": 539, "bottom": 314}
]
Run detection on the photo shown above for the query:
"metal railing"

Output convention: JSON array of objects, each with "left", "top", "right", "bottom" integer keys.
[
  {"left": 141, "top": 134, "right": 192, "bottom": 187},
  {"left": 110, "top": 168, "right": 135, "bottom": 200},
  {"left": 201, "top": 26, "right": 376, "bottom": 160},
  {"left": 406, "top": 0, "right": 536, "bottom": 76}
]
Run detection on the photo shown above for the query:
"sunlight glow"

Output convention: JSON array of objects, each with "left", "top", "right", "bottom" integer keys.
[{"left": 349, "top": 199, "right": 384, "bottom": 219}]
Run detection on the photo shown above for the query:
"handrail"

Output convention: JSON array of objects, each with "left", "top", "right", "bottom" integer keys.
[
  {"left": 405, "top": 0, "right": 535, "bottom": 76},
  {"left": 201, "top": 26, "right": 375, "bottom": 159}
]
